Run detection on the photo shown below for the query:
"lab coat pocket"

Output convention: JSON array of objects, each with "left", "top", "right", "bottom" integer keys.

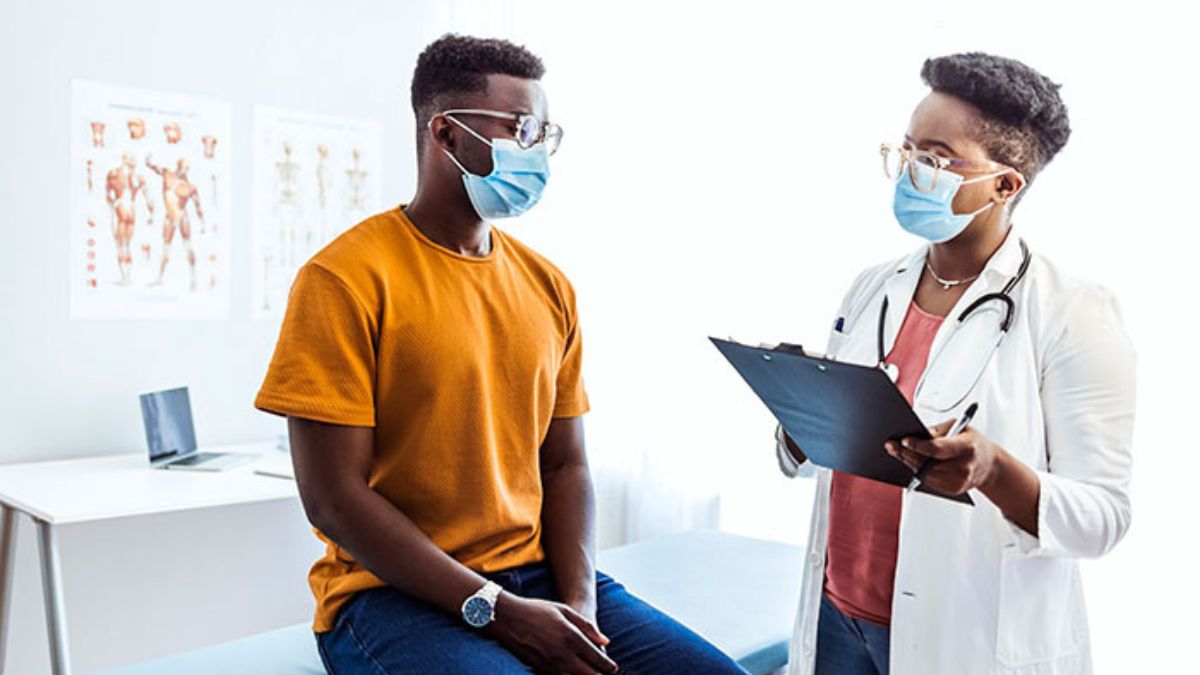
[
  {"left": 825, "top": 328, "right": 850, "bottom": 360},
  {"left": 829, "top": 326, "right": 878, "bottom": 367},
  {"left": 995, "top": 546, "right": 1087, "bottom": 668}
]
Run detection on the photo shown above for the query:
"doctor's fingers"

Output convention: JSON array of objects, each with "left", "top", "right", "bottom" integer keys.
[
  {"left": 885, "top": 444, "right": 973, "bottom": 495},
  {"left": 901, "top": 432, "right": 976, "bottom": 460},
  {"left": 926, "top": 419, "right": 956, "bottom": 438},
  {"left": 919, "top": 458, "right": 977, "bottom": 495},
  {"left": 885, "top": 441, "right": 924, "bottom": 472}
]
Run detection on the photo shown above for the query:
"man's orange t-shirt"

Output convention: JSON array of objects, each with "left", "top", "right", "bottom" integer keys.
[{"left": 254, "top": 207, "right": 589, "bottom": 632}]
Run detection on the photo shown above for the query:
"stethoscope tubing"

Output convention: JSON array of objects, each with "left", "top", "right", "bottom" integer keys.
[{"left": 874, "top": 240, "right": 1032, "bottom": 411}]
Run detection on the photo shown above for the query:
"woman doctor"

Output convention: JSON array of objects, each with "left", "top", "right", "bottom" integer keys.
[{"left": 776, "top": 53, "right": 1135, "bottom": 675}]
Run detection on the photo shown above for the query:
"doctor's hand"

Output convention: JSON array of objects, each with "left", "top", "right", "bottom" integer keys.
[{"left": 885, "top": 419, "right": 1003, "bottom": 496}]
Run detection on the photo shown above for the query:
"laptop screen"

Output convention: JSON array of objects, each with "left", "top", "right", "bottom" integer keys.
[{"left": 139, "top": 387, "right": 197, "bottom": 462}]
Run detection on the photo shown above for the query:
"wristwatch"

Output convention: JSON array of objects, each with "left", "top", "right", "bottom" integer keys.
[{"left": 461, "top": 580, "right": 503, "bottom": 628}]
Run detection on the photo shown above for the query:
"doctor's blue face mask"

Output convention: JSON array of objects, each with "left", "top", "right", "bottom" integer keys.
[
  {"left": 882, "top": 144, "right": 1020, "bottom": 243},
  {"left": 435, "top": 113, "right": 552, "bottom": 220}
]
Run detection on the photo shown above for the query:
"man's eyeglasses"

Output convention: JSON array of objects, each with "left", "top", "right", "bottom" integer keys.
[
  {"left": 880, "top": 143, "right": 1011, "bottom": 193},
  {"left": 441, "top": 109, "right": 563, "bottom": 155}
]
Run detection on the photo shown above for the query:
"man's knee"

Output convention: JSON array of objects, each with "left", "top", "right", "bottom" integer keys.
[{"left": 596, "top": 580, "right": 746, "bottom": 674}]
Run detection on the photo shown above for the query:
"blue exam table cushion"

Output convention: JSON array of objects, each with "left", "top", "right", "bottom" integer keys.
[{"left": 104, "top": 530, "right": 801, "bottom": 675}]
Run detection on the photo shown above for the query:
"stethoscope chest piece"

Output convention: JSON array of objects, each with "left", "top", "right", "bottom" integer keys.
[{"left": 883, "top": 362, "right": 900, "bottom": 382}]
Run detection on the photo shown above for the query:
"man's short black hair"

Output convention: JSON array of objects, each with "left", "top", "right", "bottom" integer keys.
[
  {"left": 411, "top": 34, "right": 545, "bottom": 155},
  {"left": 921, "top": 52, "right": 1071, "bottom": 186}
]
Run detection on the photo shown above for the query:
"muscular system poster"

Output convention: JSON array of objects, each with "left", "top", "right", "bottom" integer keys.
[
  {"left": 70, "top": 80, "right": 232, "bottom": 319},
  {"left": 252, "top": 106, "right": 382, "bottom": 318}
]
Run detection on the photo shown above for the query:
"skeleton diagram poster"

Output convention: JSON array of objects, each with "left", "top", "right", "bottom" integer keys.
[
  {"left": 252, "top": 107, "right": 382, "bottom": 318},
  {"left": 70, "top": 80, "right": 232, "bottom": 319}
]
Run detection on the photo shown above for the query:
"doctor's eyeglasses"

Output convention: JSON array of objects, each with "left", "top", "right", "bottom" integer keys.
[
  {"left": 880, "top": 143, "right": 1011, "bottom": 193},
  {"left": 440, "top": 109, "right": 564, "bottom": 155}
]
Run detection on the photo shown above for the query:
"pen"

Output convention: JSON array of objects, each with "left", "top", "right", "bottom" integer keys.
[{"left": 905, "top": 402, "right": 978, "bottom": 493}]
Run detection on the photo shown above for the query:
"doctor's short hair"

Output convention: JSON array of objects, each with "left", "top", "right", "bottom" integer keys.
[
  {"left": 921, "top": 52, "right": 1071, "bottom": 188},
  {"left": 411, "top": 34, "right": 545, "bottom": 156}
]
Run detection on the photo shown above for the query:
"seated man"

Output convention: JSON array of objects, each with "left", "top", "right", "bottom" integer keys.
[{"left": 255, "top": 34, "right": 748, "bottom": 675}]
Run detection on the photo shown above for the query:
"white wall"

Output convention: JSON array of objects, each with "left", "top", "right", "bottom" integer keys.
[
  {"left": 3, "top": 0, "right": 1198, "bottom": 672},
  {"left": 0, "top": 1, "right": 439, "bottom": 463},
  {"left": 0, "top": 1, "right": 460, "bottom": 671}
]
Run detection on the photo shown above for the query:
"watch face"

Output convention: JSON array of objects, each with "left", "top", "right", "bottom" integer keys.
[{"left": 463, "top": 596, "right": 494, "bottom": 627}]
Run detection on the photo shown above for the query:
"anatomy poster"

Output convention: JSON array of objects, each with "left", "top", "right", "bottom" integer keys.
[
  {"left": 70, "top": 80, "right": 232, "bottom": 319},
  {"left": 252, "top": 106, "right": 382, "bottom": 318}
]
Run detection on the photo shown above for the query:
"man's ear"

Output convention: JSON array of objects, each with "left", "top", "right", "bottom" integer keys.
[{"left": 427, "top": 115, "right": 456, "bottom": 153}]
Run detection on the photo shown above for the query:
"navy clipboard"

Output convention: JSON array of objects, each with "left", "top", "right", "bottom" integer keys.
[{"left": 711, "top": 337, "right": 973, "bottom": 506}]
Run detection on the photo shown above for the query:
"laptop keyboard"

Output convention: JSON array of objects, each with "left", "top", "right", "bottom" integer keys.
[{"left": 170, "top": 452, "right": 223, "bottom": 466}]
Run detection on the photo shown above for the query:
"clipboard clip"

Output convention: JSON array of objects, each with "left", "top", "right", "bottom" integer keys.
[
  {"left": 774, "top": 342, "right": 808, "bottom": 356},
  {"left": 760, "top": 343, "right": 830, "bottom": 369}
]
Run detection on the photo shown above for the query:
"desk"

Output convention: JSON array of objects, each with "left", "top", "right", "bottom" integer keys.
[{"left": 0, "top": 443, "right": 296, "bottom": 675}]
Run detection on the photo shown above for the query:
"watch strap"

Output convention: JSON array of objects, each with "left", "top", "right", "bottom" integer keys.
[{"left": 479, "top": 580, "right": 502, "bottom": 604}]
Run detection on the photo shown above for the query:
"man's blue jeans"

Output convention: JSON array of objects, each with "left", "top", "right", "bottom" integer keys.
[
  {"left": 815, "top": 594, "right": 891, "bottom": 675},
  {"left": 316, "top": 562, "right": 749, "bottom": 674}
]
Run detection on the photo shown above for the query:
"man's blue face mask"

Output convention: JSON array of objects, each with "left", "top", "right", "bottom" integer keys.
[
  {"left": 439, "top": 115, "right": 550, "bottom": 220},
  {"left": 892, "top": 161, "right": 1012, "bottom": 243}
]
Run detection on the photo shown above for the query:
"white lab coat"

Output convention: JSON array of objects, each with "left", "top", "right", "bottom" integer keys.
[{"left": 777, "top": 232, "right": 1136, "bottom": 675}]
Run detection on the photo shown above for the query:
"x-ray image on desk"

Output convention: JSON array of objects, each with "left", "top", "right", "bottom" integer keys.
[{"left": 140, "top": 387, "right": 197, "bottom": 462}]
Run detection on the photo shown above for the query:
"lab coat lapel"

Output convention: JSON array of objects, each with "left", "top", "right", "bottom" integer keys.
[
  {"left": 923, "top": 230, "right": 1025, "bottom": 365},
  {"left": 880, "top": 250, "right": 925, "bottom": 361}
]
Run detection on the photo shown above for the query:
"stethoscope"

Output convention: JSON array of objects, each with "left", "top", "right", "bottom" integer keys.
[{"left": 875, "top": 239, "right": 1032, "bottom": 412}]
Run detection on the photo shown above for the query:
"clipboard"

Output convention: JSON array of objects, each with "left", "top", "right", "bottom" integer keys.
[{"left": 711, "top": 337, "right": 973, "bottom": 506}]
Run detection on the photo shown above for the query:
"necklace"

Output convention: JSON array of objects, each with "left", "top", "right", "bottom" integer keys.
[{"left": 925, "top": 259, "right": 980, "bottom": 290}]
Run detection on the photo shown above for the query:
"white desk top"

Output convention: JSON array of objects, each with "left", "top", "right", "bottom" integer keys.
[{"left": 0, "top": 442, "right": 298, "bottom": 525}]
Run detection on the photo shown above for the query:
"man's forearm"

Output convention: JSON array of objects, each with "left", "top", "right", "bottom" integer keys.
[
  {"left": 540, "top": 463, "right": 598, "bottom": 617},
  {"left": 315, "top": 485, "right": 487, "bottom": 616}
]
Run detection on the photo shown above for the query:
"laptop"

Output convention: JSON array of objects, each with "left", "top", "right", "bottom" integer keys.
[{"left": 139, "top": 387, "right": 253, "bottom": 471}]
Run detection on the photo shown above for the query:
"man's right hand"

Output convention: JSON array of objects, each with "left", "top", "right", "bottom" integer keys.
[{"left": 488, "top": 593, "right": 619, "bottom": 675}]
